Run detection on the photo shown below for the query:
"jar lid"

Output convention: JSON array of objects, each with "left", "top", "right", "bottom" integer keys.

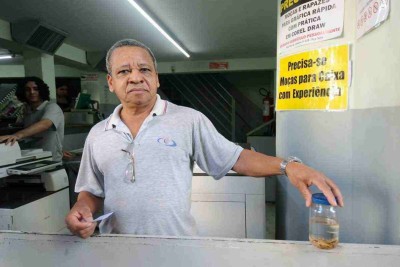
[{"left": 312, "top": 193, "right": 332, "bottom": 206}]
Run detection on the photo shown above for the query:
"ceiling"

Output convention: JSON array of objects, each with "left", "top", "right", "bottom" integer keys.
[{"left": 0, "top": 0, "right": 277, "bottom": 63}]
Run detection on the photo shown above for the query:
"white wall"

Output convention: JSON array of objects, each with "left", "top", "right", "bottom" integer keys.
[
  {"left": 276, "top": 0, "right": 400, "bottom": 245},
  {"left": 158, "top": 57, "right": 276, "bottom": 74},
  {"left": 55, "top": 65, "right": 86, "bottom": 77},
  {"left": 55, "top": 44, "right": 87, "bottom": 65},
  {"left": 352, "top": 4, "right": 400, "bottom": 108},
  {"left": 0, "top": 65, "right": 24, "bottom": 77},
  {"left": 0, "top": 18, "right": 11, "bottom": 40}
]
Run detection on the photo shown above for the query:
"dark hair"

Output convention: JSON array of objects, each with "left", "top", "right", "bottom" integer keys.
[{"left": 16, "top": 76, "right": 50, "bottom": 102}]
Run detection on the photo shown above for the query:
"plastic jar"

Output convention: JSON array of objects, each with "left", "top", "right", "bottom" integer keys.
[{"left": 309, "top": 193, "right": 339, "bottom": 249}]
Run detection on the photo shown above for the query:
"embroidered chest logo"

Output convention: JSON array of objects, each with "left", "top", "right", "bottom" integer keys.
[{"left": 157, "top": 137, "right": 177, "bottom": 147}]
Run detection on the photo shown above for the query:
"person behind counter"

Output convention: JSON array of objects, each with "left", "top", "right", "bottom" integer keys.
[
  {"left": 65, "top": 39, "right": 344, "bottom": 239},
  {"left": 56, "top": 83, "right": 74, "bottom": 112},
  {"left": 0, "top": 77, "right": 64, "bottom": 162}
]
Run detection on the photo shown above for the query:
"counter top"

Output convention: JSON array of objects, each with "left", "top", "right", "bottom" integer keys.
[{"left": 0, "top": 232, "right": 399, "bottom": 266}]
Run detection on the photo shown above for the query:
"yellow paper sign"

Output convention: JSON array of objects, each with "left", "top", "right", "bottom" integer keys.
[{"left": 277, "top": 45, "right": 349, "bottom": 111}]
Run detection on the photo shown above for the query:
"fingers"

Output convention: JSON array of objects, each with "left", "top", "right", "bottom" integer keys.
[
  {"left": 65, "top": 209, "right": 96, "bottom": 239},
  {"left": 298, "top": 183, "right": 312, "bottom": 207},
  {"left": 79, "top": 207, "right": 94, "bottom": 222},
  {"left": 0, "top": 136, "right": 9, "bottom": 144},
  {"left": 75, "top": 222, "right": 97, "bottom": 239},
  {"left": 311, "top": 174, "right": 338, "bottom": 207},
  {"left": 286, "top": 163, "right": 344, "bottom": 207},
  {"left": 62, "top": 151, "right": 74, "bottom": 159},
  {"left": 6, "top": 136, "right": 13, "bottom": 145},
  {"left": 66, "top": 218, "right": 95, "bottom": 238},
  {"left": 10, "top": 136, "right": 17, "bottom": 146},
  {"left": 0, "top": 135, "right": 18, "bottom": 145},
  {"left": 325, "top": 178, "right": 344, "bottom": 207}
]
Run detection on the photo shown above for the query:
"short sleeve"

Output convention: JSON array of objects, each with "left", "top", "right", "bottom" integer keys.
[
  {"left": 192, "top": 112, "right": 243, "bottom": 179},
  {"left": 74, "top": 130, "right": 105, "bottom": 197},
  {"left": 42, "top": 103, "right": 64, "bottom": 130}
]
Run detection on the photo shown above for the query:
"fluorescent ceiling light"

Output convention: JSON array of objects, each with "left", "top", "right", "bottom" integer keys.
[
  {"left": 127, "top": 0, "right": 190, "bottom": 58},
  {"left": 0, "top": 55, "right": 13, "bottom": 60}
]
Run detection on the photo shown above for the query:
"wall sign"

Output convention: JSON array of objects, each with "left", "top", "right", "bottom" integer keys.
[
  {"left": 81, "top": 73, "right": 98, "bottom": 81},
  {"left": 209, "top": 62, "right": 229, "bottom": 70},
  {"left": 279, "top": 0, "right": 344, "bottom": 53},
  {"left": 277, "top": 44, "right": 350, "bottom": 111},
  {"left": 356, "top": 0, "right": 390, "bottom": 39}
]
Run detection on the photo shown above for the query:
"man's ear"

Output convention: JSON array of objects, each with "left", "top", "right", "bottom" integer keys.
[
  {"left": 156, "top": 73, "right": 160, "bottom": 88},
  {"left": 107, "top": 74, "right": 114, "bottom": 93}
]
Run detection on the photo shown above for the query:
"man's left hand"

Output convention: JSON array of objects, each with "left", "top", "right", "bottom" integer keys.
[{"left": 285, "top": 162, "right": 344, "bottom": 207}]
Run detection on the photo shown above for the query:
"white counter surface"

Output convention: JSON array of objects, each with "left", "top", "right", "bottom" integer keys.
[{"left": 1, "top": 232, "right": 399, "bottom": 266}]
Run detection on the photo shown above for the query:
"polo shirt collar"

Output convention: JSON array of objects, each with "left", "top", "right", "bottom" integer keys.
[
  {"left": 27, "top": 100, "right": 48, "bottom": 112},
  {"left": 105, "top": 94, "right": 167, "bottom": 131}
]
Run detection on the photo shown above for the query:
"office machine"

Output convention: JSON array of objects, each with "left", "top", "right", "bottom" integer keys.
[
  {"left": 0, "top": 143, "right": 70, "bottom": 233},
  {"left": 64, "top": 92, "right": 102, "bottom": 125},
  {"left": 74, "top": 92, "right": 92, "bottom": 109}
]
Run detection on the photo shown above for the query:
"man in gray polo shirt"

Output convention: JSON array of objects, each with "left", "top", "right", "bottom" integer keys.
[
  {"left": 0, "top": 77, "right": 64, "bottom": 162},
  {"left": 65, "top": 39, "right": 344, "bottom": 238}
]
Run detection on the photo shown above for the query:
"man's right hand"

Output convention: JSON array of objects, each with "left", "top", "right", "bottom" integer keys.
[
  {"left": 62, "top": 150, "right": 75, "bottom": 160},
  {"left": 0, "top": 135, "right": 20, "bottom": 145},
  {"left": 65, "top": 203, "right": 97, "bottom": 239}
]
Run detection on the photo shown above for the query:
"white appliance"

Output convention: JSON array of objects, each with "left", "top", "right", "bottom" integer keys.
[
  {"left": 191, "top": 163, "right": 266, "bottom": 239},
  {"left": 0, "top": 143, "right": 70, "bottom": 233}
]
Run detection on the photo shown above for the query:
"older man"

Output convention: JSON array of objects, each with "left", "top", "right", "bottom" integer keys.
[{"left": 65, "top": 39, "right": 343, "bottom": 238}]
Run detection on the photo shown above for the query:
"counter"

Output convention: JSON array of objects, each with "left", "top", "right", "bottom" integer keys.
[{"left": 0, "top": 232, "right": 399, "bottom": 266}]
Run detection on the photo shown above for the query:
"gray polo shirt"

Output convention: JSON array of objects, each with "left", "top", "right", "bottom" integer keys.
[
  {"left": 75, "top": 95, "right": 243, "bottom": 236},
  {"left": 23, "top": 101, "right": 64, "bottom": 162}
]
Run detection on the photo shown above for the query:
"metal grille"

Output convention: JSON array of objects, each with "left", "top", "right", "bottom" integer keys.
[{"left": 26, "top": 26, "right": 66, "bottom": 54}]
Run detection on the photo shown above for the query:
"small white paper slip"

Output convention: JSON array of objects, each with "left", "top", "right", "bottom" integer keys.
[{"left": 91, "top": 212, "right": 114, "bottom": 222}]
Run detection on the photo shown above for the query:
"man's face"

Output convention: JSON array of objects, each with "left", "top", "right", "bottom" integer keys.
[
  {"left": 107, "top": 46, "right": 159, "bottom": 108},
  {"left": 56, "top": 85, "right": 68, "bottom": 97},
  {"left": 24, "top": 81, "right": 42, "bottom": 104}
]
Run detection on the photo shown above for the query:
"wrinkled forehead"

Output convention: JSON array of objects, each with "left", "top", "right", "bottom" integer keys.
[{"left": 110, "top": 46, "right": 155, "bottom": 70}]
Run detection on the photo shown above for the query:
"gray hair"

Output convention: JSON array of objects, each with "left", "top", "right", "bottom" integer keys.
[{"left": 105, "top": 39, "right": 157, "bottom": 74}]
